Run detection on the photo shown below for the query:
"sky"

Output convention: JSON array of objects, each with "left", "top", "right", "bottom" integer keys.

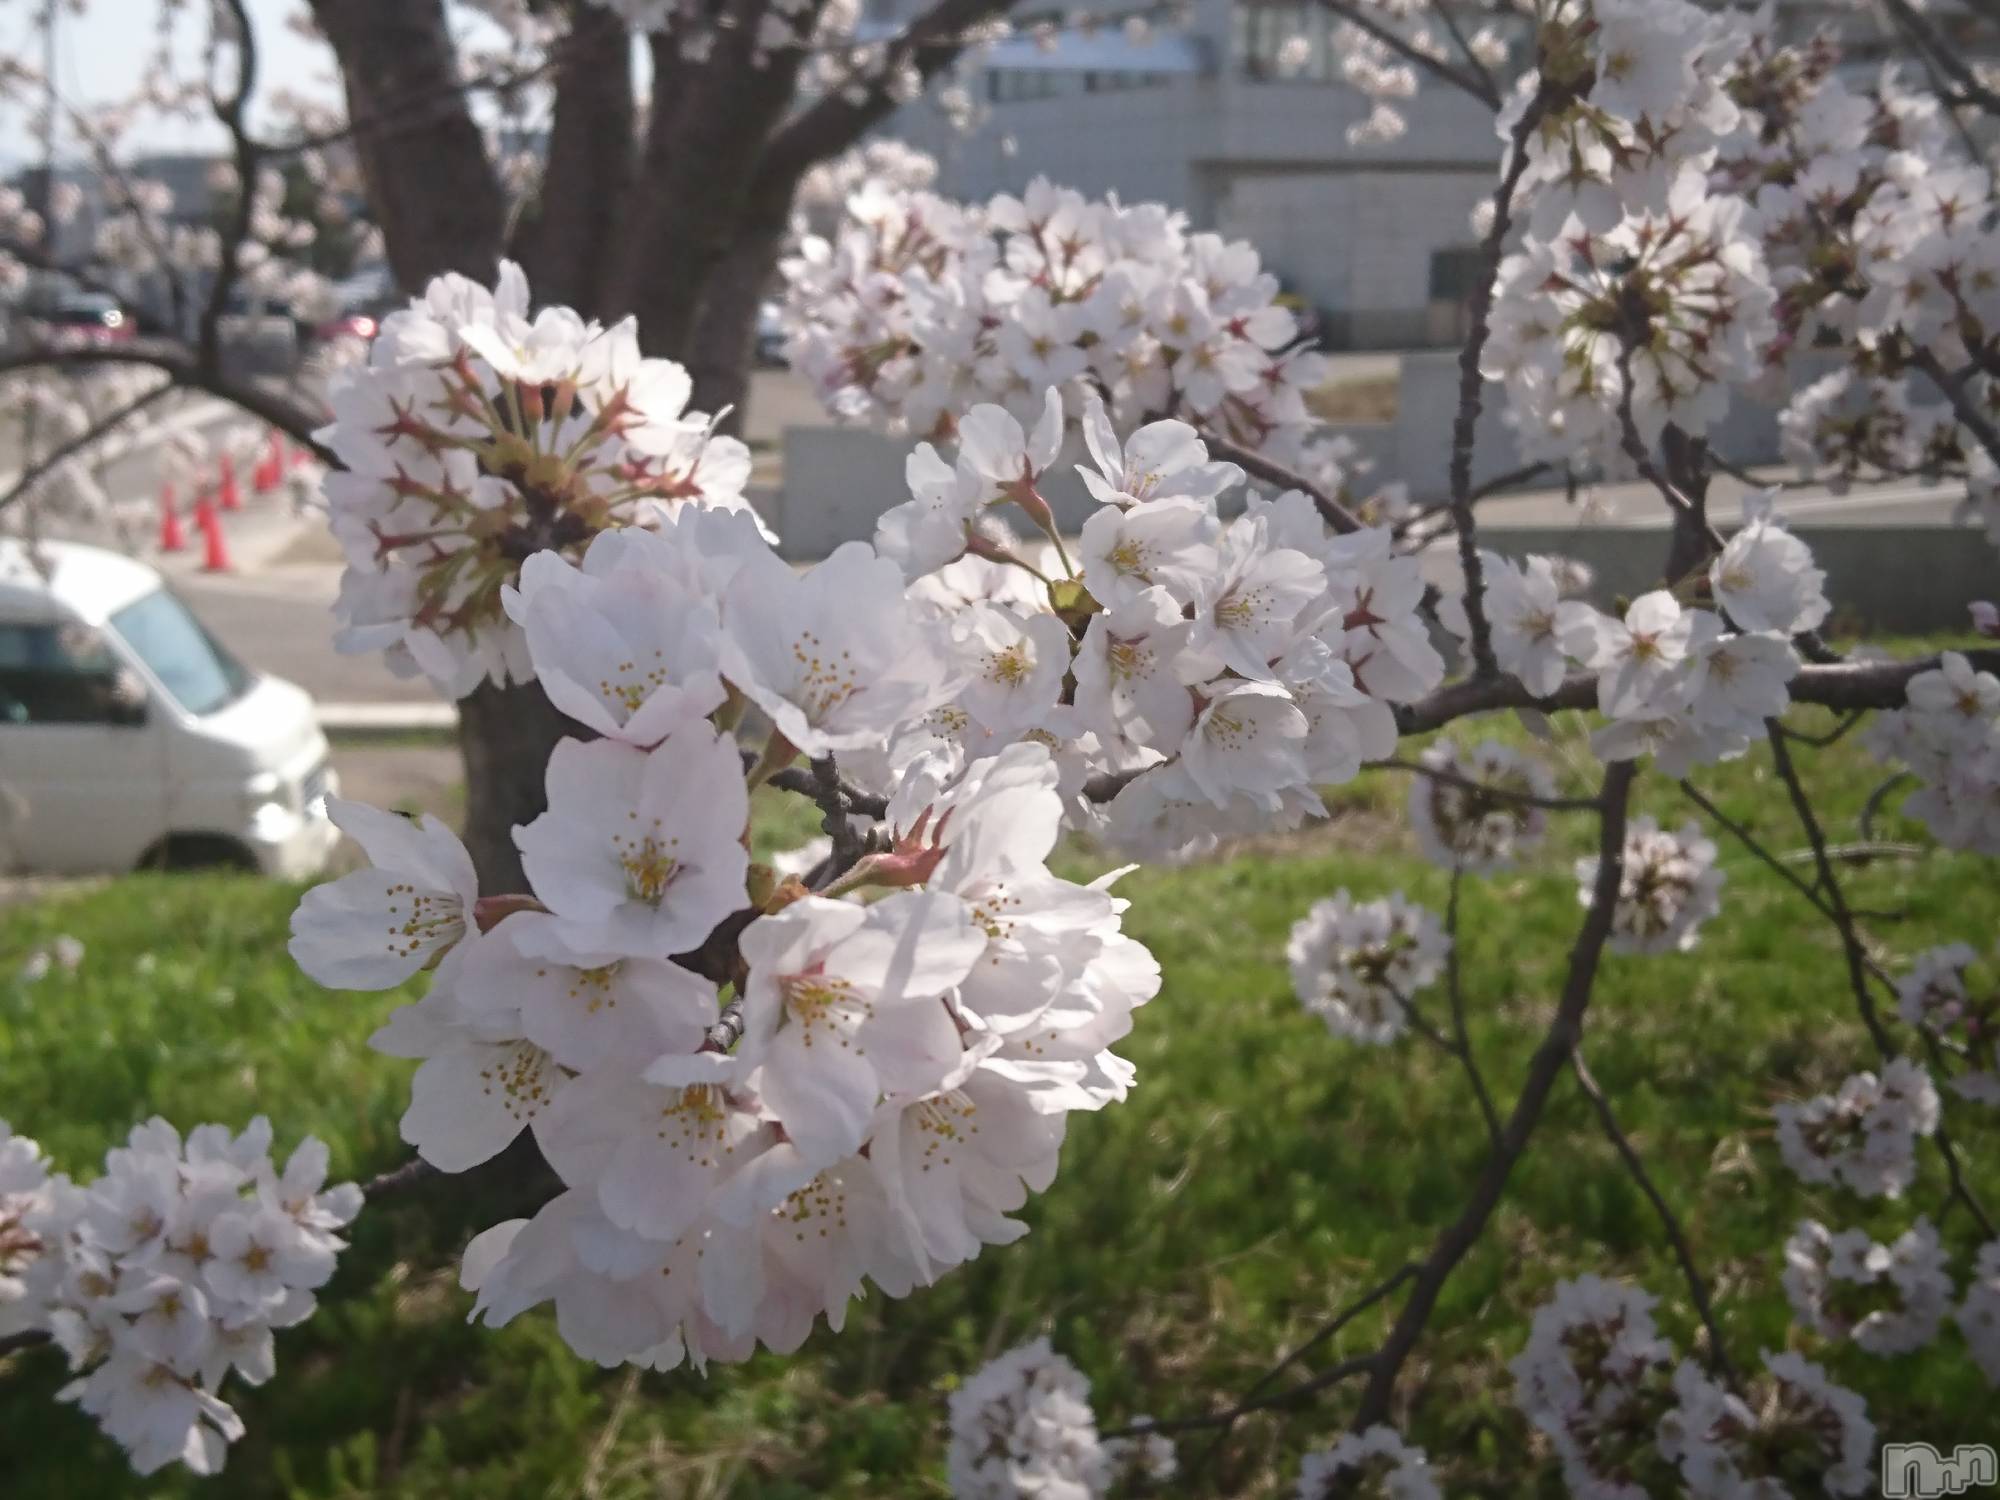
[{"left": 0, "top": 0, "right": 383, "bottom": 166}]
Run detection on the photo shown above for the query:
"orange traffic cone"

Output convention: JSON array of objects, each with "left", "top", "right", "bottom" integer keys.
[
  {"left": 218, "top": 453, "right": 242, "bottom": 512},
  {"left": 197, "top": 498, "right": 232, "bottom": 572},
  {"left": 253, "top": 431, "right": 282, "bottom": 494},
  {"left": 157, "top": 482, "right": 185, "bottom": 552}
]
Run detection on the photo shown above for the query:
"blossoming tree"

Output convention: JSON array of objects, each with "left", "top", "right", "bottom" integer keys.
[
  {"left": 0, "top": 0, "right": 1040, "bottom": 885},
  {"left": 5, "top": 0, "right": 2000, "bottom": 1493}
]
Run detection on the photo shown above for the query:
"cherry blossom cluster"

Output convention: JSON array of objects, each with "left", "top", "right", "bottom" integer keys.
[
  {"left": 1286, "top": 890, "right": 1449, "bottom": 1046},
  {"left": 1709, "top": 22, "right": 2000, "bottom": 514},
  {"left": 1896, "top": 943, "right": 2000, "bottom": 1105},
  {"left": 0, "top": 366, "right": 173, "bottom": 537},
  {"left": 1512, "top": 1274, "right": 1877, "bottom": 1498},
  {"left": 1407, "top": 739, "right": 1554, "bottom": 872},
  {"left": 778, "top": 176, "right": 1329, "bottom": 455},
  {"left": 1960, "top": 1242, "right": 2000, "bottom": 1386},
  {"left": 1656, "top": 1350, "right": 1876, "bottom": 1499},
  {"left": 945, "top": 1337, "right": 1175, "bottom": 1499},
  {"left": 1443, "top": 506, "right": 1828, "bottom": 776},
  {"left": 1574, "top": 816, "right": 1722, "bottom": 956},
  {"left": 317, "top": 260, "right": 756, "bottom": 695},
  {"left": 289, "top": 492, "right": 1161, "bottom": 1372},
  {"left": 1864, "top": 652, "right": 2000, "bottom": 855},
  {"left": 860, "top": 387, "right": 1447, "bottom": 863},
  {"left": 1295, "top": 1424, "right": 1440, "bottom": 1499},
  {"left": 1284, "top": 2, "right": 1507, "bottom": 144},
  {"left": 0, "top": 1118, "right": 359, "bottom": 1476},
  {"left": 13, "top": 933, "right": 83, "bottom": 984},
  {"left": 1782, "top": 1217, "right": 1952, "bottom": 1357},
  {"left": 1482, "top": 0, "right": 1776, "bottom": 466},
  {"left": 1773, "top": 1057, "right": 1941, "bottom": 1200},
  {"left": 1476, "top": 0, "right": 2000, "bottom": 536}
]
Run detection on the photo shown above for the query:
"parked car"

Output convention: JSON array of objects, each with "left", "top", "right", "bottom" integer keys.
[
  {"left": 21, "top": 291, "right": 136, "bottom": 350},
  {"left": 0, "top": 540, "right": 340, "bottom": 877},
  {"left": 215, "top": 290, "right": 301, "bottom": 374},
  {"left": 312, "top": 309, "right": 381, "bottom": 345}
]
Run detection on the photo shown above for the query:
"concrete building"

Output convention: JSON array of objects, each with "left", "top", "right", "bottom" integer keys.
[
  {"left": 876, "top": 0, "right": 2000, "bottom": 349},
  {"left": 875, "top": 0, "right": 1522, "bottom": 348}
]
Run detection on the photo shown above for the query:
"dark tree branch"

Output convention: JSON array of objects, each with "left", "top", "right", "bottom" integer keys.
[
  {"left": 1910, "top": 346, "right": 2000, "bottom": 473},
  {"left": 510, "top": 3, "right": 635, "bottom": 316},
  {"left": 310, "top": 0, "right": 509, "bottom": 290},
  {"left": 1103, "top": 1256, "right": 1410, "bottom": 1444},
  {"left": 810, "top": 754, "right": 868, "bottom": 872},
  {"left": 620, "top": 0, "right": 828, "bottom": 354},
  {"left": 1881, "top": 0, "right": 2000, "bottom": 116},
  {"left": 1199, "top": 428, "right": 1364, "bottom": 533},
  {"left": 1392, "top": 650, "right": 2000, "bottom": 736},
  {"left": 1349, "top": 759, "right": 1637, "bottom": 1430},
  {"left": 0, "top": 380, "right": 175, "bottom": 517},
  {"left": 1370, "top": 756, "right": 1599, "bottom": 812},
  {"left": 0, "top": 344, "right": 332, "bottom": 459},
  {"left": 1444, "top": 79, "right": 1557, "bottom": 678},
  {"left": 755, "top": 0, "right": 1026, "bottom": 193},
  {"left": 766, "top": 764, "right": 888, "bottom": 821}
]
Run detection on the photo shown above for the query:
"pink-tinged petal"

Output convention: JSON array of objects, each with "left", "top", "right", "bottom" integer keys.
[
  {"left": 401, "top": 1041, "right": 557, "bottom": 1172},
  {"left": 753, "top": 1030, "right": 879, "bottom": 1164}
]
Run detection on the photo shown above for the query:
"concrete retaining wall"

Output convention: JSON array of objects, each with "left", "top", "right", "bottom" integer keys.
[
  {"left": 1475, "top": 525, "right": 1994, "bottom": 636},
  {"left": 766, "top": 351, "right": 1843, "bottom": 560}
]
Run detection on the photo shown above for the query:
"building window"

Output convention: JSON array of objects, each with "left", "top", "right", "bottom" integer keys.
[
  {"left": 986, "top": 67, "right": 1170, "bottom": 103},
  {"left": 1232, "top": 1, "right": 1337, "bottom": 83},
  {"left": 1233, "top": 2, "right": 1531, "bottom": 83}
]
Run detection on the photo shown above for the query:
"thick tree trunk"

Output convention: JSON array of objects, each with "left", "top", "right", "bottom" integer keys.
[
  {"left": 309, "top": 0, "right": 507, "bottom": 289},
  {"left": 510, "top": 5, "right": 635, "bottom": 316},
  {"left": 684, "top": 215, "right": 787, "bottom": 430},
  {"left": 456, "top": 680, "right": 575, "bottom": 893}
]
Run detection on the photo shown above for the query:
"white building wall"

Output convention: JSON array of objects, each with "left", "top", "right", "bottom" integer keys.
[
  {"left": 1217, "top": 169, "right": 1491, "bottom": 344},
  {"left": 891, "top": 80, "right": 1215, "bottom": 214}
]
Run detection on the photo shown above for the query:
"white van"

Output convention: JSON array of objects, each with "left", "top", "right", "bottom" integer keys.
[{"left": 0, "top": 540, "right": 340, "bottom": 877}]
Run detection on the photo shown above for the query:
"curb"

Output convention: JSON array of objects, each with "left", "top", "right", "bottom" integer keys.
[{"left": 318, "top": 702, "right": 457, "bottom": 739}]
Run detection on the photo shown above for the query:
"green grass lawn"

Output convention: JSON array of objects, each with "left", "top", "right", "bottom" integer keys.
[{"left": 4, "top": 705, "right": 1998, "bottom": 1498}]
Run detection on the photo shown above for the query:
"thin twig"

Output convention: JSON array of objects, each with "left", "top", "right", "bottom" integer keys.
[
  {"left": 1310, "top": 0, "right": 1500, "bottom": 107},
  {"left": 1368, "top": 756, "right": 1600, "bottom": 812},
  {"left": 1859, "top": 771, "right": 1914, "bottom": 842},
  {"left": 1101, "top": 1352, "right": 1377, "bottom": 1441},
  {"left": 1764, "top": 725, "right": 1997, "bottom": 1240},
  {"left": 1444, "top": 868, "right": 1503, "bottom": 1144},
  {"left": 1570, "top": 1047, "right": 1741, "bottom": 1392},
  {"left": 1777, "top": 710, "right": 1869, "bottom": 749}
]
